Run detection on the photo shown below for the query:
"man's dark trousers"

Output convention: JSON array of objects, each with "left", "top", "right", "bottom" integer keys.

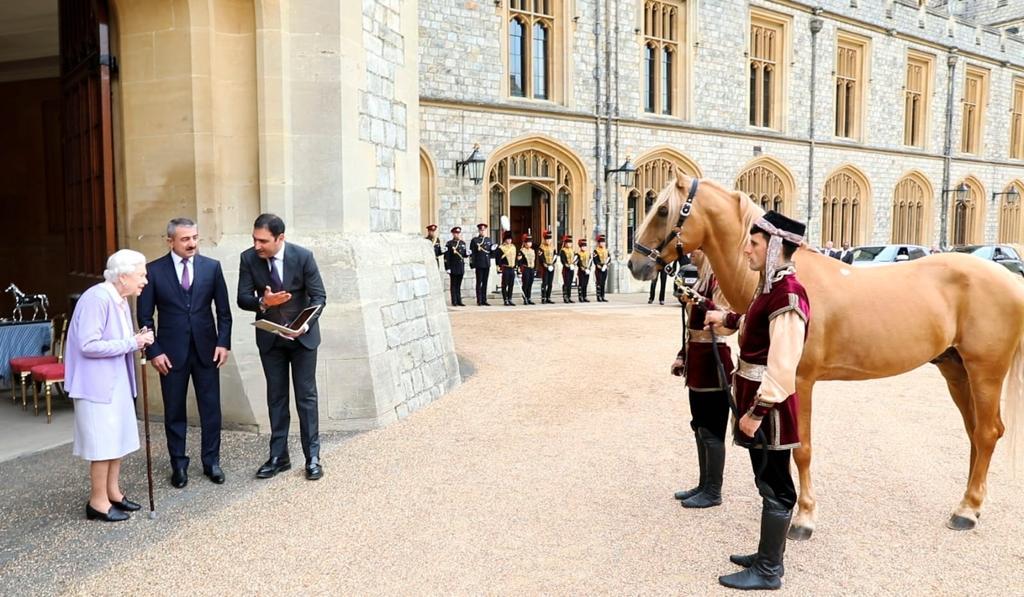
[
  {"left": 475, "top": 267, "right": 490, "bottom": 305},
  {"left": 160, "top": 338, "right": 222, "bottom": 471},
  {"left": 261, "top": 336, "right": 320, "bottom": 461}
]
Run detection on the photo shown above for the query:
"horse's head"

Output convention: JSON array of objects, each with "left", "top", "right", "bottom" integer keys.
[
  {"left": 627, "top": 175, "right": 714, "bottom": 281},
  {"left": 4, "top": 283, "right": 17, "bottom": 294}
]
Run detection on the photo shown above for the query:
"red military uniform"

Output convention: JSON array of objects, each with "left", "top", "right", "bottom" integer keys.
[{"left": 728, "top": 269, "right": 810, "bottom": 449}]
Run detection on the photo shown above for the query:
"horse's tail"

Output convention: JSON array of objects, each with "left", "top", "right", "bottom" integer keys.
[{"left": 1003, "top": 332, "right": 1024, "bottom": 476}]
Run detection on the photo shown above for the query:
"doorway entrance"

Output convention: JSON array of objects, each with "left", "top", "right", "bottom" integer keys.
[{"left": 509, "top": 183, "right": 549, "bottom": 245}]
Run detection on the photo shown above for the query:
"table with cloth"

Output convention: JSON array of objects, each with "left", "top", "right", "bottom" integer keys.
[{"left": 0, "top": 320, "right": 53, "bottom": 391}]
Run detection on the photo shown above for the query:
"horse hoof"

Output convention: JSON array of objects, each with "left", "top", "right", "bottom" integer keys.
[
  {"left": 946, "top": 514, "right": 977, "bottom": 531},
  {"left": 787, "top": 525, "right": 813, "bottom": 541}
]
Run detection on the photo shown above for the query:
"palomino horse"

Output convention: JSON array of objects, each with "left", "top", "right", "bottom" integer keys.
[{"left": 628, "top": 175, "right": 1024, "bottom": 539}]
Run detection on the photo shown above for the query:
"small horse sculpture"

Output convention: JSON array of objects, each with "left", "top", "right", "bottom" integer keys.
[
  {"left": 628, "top": 175, "right": 1024, "bottom": 539},
  {"left": 5, "top": 283, "right": 49, "bottom": 322}
]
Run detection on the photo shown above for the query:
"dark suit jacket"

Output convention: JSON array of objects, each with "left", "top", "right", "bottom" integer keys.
[
  {"left": 137, "top": 253, "right": 232, "bottom": 367},
  {"left": 237, "top": 242, "right": 327, "bottom": 354},
  {"left": 840, "top": 250, "right": 854, "bottom": 264}
]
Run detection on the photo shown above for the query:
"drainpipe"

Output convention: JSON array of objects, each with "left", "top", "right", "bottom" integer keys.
[
  {"left": 603, "top": 0, "right": 612, "bottom": 245},
  {"left": 611, "top": 1, "right": 621, "bottom": 293},
  {"left": 939, "top": 49, "right": 959, "bottom": 250},
  {"left": 807, "top": 11, "right": 823, "bottom": 238},
  {"left": 593, "top": 2, "right": 602, "bottom": 248}
]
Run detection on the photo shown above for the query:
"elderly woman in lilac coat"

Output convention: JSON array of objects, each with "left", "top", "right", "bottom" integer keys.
[{"left": 65, "top": 249, "right": 154, "bottom": 522}]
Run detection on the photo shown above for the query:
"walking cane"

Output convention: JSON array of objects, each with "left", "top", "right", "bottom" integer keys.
[{"left": 139, "top": 350, "right": 157, "bottom": 519}]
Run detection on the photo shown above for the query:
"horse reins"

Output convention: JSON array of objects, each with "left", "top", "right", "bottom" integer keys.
[{"left": 634, "top": 177, "right": 700, "bottom": 271}]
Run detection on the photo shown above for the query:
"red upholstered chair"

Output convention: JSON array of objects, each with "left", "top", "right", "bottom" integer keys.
[
  {"left": 30, "top": 362, "right": 65, "bottom": 423},
  {"left": 9, "top": 315, "right": 66, "bottom": 410}
]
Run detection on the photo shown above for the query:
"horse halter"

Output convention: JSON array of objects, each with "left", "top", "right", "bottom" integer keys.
[{"left": 634, "top": 177, "right": 699, "bottom": 270}]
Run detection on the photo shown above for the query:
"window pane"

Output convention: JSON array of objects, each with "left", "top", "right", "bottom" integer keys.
[
  {"left": 557, "top": 189, "right": 570, "bottom": 242},
  {"left": 490, "top": 187, "right": 504, "bottom": 243},
  {"left": 762, "top": 68, "right": 772, "bottom": 127},
  {"left": 645, "top": 45, "right": 655, "bottom": 113},
  {"left": 749, "top": 64, "right": 757, "bottom": 125},
  {"left": 533, "top": 23, "right": 548, "bottom": 100},
  {"left": 510, "top": 19, "right": 524, "bottom": 97},
  {"left": 627, "top": 194, "right": 637, "bottom": 253},
  {"left": 661, "top": 48, "right": 672, "bottom": 114}
]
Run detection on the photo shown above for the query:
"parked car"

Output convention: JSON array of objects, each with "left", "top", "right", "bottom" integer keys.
[
  {"left": 951, "top": 244, "right": 1024, "bottom": 277},
  {"left": 849, "top": 244, "right": 930, "bottom": 267}
]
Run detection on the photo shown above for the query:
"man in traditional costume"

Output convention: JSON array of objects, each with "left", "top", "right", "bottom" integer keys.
[
  {"left": 671, "top": 249, "right": 735, "bottom": 509},
  {"left": 704, "top": 210, "right": 810, "bottom": 591}
]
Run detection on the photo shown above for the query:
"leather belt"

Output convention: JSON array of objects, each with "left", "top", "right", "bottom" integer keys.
[
  {"left": 737, "top": 358, "right": 766, "bottom": 382},
  {"left": 688, "top": 329, "right": 725, "bottom": 344}
]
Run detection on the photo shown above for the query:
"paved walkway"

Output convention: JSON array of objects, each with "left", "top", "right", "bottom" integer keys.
[{"left": 3, "top": 293, "right": 1023, "bottom": 595}]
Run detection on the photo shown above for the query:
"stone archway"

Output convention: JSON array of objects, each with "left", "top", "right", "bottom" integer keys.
[
  {"left": 890, "top": 170, "right": 933, "bottom": 245},
  {"left": 624, "top": 146, "right": 702, "bottom": 253},
  {"left": 950, "top": 175, "right": 986, "bottom": 246},
  {"left": 734, "top": 156, "right": 796, "bottom": 216},
  {"left": 820, "top": 164, "right": 872, "bottom": 246}
]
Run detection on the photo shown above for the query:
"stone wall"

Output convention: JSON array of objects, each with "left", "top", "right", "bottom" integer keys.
[{"left": 419, "top": 0, "right": 1024, "bottom": 292}]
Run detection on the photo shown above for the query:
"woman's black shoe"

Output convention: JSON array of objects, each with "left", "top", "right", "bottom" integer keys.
[
  {"left": 86, "top": 503, "right": 130, "bottom": 522},
  {"left": 112, "top": 497, "right": 142, "bottom": 511}
]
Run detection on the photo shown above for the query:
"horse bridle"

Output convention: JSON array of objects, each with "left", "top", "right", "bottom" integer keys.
[{"left": 634, "top": 177, "right": 699, "bottom": 271}]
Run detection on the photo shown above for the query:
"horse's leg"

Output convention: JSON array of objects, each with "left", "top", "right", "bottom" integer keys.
[
  {"left": 948, "top": 360, "right": 1007, "bottom": 530},
  {"left": 788, "top": 379, "right": 816, "bottom": 541},
  {"left": 933, "top": 354, "right": 977, "bottom": 486}
]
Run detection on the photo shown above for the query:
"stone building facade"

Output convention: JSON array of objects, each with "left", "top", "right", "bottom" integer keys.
[
  {"left": 2, "top": 0, "right": 460, "bottom": 431},
  {"left": 418, "top": 0, "right": 1024, "bottom": 292}
]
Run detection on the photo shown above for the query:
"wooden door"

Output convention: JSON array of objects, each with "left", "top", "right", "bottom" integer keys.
[{"left": 60, "top": 0, "right": 116, "bottom": 294}]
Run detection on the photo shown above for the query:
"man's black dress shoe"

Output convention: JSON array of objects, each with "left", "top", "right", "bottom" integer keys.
[
  {"left": 305, "top": 457, "right": 323, "bottom": 480},
  {"left": 111, "top": 497, "right": 141, "bottom": 512},
  {"left": 256, "top": 457, "right": 291, "bottom": 479},
  {"left": 204, "top": 464, "right": 226, "bottom": 484},
  {"left": 86, "top": 503, "right": 129, "bottom": 522},
  {"left": 171, "top": 468, "right": 188, "bottom": 488}
]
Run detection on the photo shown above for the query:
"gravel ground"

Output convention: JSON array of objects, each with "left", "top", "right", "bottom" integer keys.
[{"left": 6, "top": 294, "right": 1024, "bottom": 595}]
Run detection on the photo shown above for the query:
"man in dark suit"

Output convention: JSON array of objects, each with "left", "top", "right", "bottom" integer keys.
[
  {"left": 839, "top": 241, "right": 854, "bottom": 264},
  {"left": 137, "top": 218, "right": 232, "bottom": 488},
  {"left": 237, "top": 214, "right": 327, "bottom": 481}
]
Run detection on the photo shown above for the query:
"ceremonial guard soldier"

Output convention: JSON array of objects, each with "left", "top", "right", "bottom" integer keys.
[
  {"left": 704, "top": 211, "right": 810, "bottom": 591},
  {"left": 443, "top": 227, "right": 468, "bottom": 307},
  {"left": 469, "top": 223, "right": 495, "bottom": 306},
  {"left": 575, "top": 238, "right": 593, "bottom": 303},
  {"left": 517, "top": 234, "right": 537, "bottom": 305},
  {"left": 670, "top": 249, "right": 734, "bottom": 509},
  {"left": 495, "top": 231, "right": 518, "bottom": 306},
  {"left": 538, "top": 231, "right": 557, "bottom": 304},
  {"left": 558, "top": 235, "right": 576, "bottom": 303},
  {"left": 425, "top": 224, "right": 442, "bottom": 267},
  {"left": 593, "top": 235, "right": 610, "bottom": 302}
]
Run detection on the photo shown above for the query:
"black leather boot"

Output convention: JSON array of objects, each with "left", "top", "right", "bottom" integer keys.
[
  {"left": 674, "top": 431, "right": 705, "bottom": 501},
  {"left": 681, "top": 428, "right": 724, "bottom": 508},
  {"left": 728, "top": 553, "right": 785, "bottom": 578},
  {"left": 719, "top": 496, "right": 791, "bottom": 590}
]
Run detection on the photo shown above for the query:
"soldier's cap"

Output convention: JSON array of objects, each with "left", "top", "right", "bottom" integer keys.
[
  {"left": 502, "top": 231, "right": 513, "bottom": 241},
  {"left": 521, "top": 233, "right": 532, "bottom": 243},
  {"left": 477, "top": 223, "right": 488, "bottom": 230},
  {"left": 542, "top": 231, "right": 552, "bottom": 239},
  {"left": 577, "top": 238, "right": 588, "bottom": 246},
  {"left": 596, "top": 234, "right": 606, "bottom": 243},
  {"left": 450, "top": 226, "right": 462, "bottom": 234},
  {"left": 426, "top": 224, "right": 437, "bottom": 231},
  {"left": 561, "top": 235, "right": 573, "bottom": 243}
]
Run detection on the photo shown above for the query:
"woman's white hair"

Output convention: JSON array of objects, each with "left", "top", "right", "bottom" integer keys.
[{"left": 103, "top": 249, "right": 147, "bottom": 284}]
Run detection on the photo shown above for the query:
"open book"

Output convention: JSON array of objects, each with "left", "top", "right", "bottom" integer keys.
[{"left": 251, "top": 304, "right": 321, "bottom": 338}]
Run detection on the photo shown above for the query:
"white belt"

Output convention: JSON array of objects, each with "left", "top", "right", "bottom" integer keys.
[{"left": 737, "top": 358, "right": 766, "bottom": 382}]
